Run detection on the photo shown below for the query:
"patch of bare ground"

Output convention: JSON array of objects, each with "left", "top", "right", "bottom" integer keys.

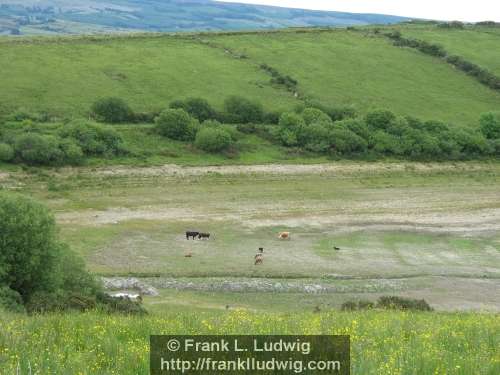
[{"left": 45, "top": 161, "right": 499, "bottom": 178}]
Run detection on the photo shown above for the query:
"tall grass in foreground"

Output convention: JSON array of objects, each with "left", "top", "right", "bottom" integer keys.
[{"left": 0, "top": 310, "right": 498, "bottom": 374}]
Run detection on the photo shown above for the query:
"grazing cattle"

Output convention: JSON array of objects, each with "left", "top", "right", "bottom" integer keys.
[
  {"left": 184, "top": 252, "right": 193, "bottom": 258},
  {"left": 334, "top": 246, "right": 340, "bottom": 251},
  {"left": 278, "top": 232, "right": 290, "bottom": 240},
  {"left": 254, "top": 253, "right": 264, "bottom": 265},
  {"left": 198, "top": 233, "right": 211, "bottom": 240},
  {"left": 186, "top": 231, "right": 199, "bottom": 240},
  {"left": 258, "top": 247, "right": 264, "bottom": 253}
]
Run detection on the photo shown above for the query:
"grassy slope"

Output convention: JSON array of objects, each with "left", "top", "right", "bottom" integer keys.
[
  {"left": 0, "top": 310, "right": 498, "bottom": 374},
  {"left": 1, "top": 28, "right": 500, "bottom": 126},
  {"left": 212, "top": 30, "right": 500, "bottom": 126},
  {"left": 398, "top": 25, "right": 500, "bottom": 76},
  {"left": 0, "top": 36, "right": 297, "bottom": 116}
]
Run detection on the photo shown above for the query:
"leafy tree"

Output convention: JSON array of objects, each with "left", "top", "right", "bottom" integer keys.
[
  {"left": 195, "top": 127, "right": 232, "bottom": 153},
  {"left": 0, "top": 193, "right": 145, "bottom": 314},
  {"left": 91, "top": 97, "right": 133, "bottom": 123},
  {"left": 155, "top": 109, "right": 199, "bottom": 141},
  {"left": 479, "top": 112, "right": 500, "bottom": 139},
  {"left": 170, "top": 98, "right": 216, "bottom": 122},
  {"left": 0, "top": 194, "right": 62, "bottom": 302},
  {"left": 224, "top": 96, "right": 264, "bottom": 124}
]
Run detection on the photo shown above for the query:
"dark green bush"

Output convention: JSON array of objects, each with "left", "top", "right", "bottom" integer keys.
[
  {"left": 277, "top": 112, "right": 306, "bottom": 147},
  {"left": 329, "top": 126, "right": 368, "bottom": 155},
  {"left": 13, "top": 133, "right": 64, "bottom": 165},
  {"left": 377, "top": 296, "right": 433, "bottom": 311},
  {"left": 303, "top": 101, "right": 356, "bottom": 122},
  {"left": 450, "top": 128, "right": 492, "bottom": 155},
  {"left": 0, "top": 285, "right": 25, "bottom": 313},
  {"left": 340, "top": 301, "right": 357, "bottom": 311},
  {"left": 195, "top": 127, "right": 233, "bottom": 153},
  {"left": 6, "top": 109, "right": 51, "bottom": 123},
  {"left": 59, "top": 120, "right": 127, "bottom": 157},
  {"left": 341, "top": 300, "right": 375, "bottom": 311},
  {"left": 58, "top": 139, "right": 85, "bottom": 165},
  {"left": 0, "top": 143, "right": 14, "bottom": 162},
  {"left": 91, "top": 97, "right": 133, "bottom": 123},
  {"left": 438, "top": 21, "right": 465, "bottom": 29},
  {"left": 97, "top": 293, "right": 147, "bottom": 315},
  {"left": 365, "top": 110, "right": 397, "bottom": 130},
  {"left": 132, "top": 111, "right": 159, "bottom": 124},
  {"left": 236, "top": 123, "right": 258, "bottom": 134},
  {"left": 370, "top": 131, "right": 403, "bottom": 155},
  {"left": 302, "top": 108, "right": 333, "bottom": 126},
  {"left": 170, "top": 98, "right": 216, "bottom": 122},
  {"left": 263, "top": 111, "right": 282, "bottom": 125},
  {"left": 260, "top": 64, "right": 298, "bottom": 91},
  {"left": 224, "top": 96, "right": 264, "bottom": 124},
  {"left": 155, "top": 109, "right": 199, "bottom": 141},
  {"left": 479, "top": 112, "right": 500, "bottom": 139},
  {"left": 339, "top": 118, "right": 371, "bottom": 140},
  {"left": 300, "top": 123, "right": 331, "bottom": 153}
]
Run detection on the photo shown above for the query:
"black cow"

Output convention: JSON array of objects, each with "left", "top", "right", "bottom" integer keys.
[
  {"left": 198, "top": 233, "right": 211, "bottom": 240},
  {"left": 186, "top": 231, "right": 199, "bottom": 240}
]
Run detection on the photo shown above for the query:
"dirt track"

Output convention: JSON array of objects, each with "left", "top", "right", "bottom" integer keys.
[{"left": 49, "top": 161, "right": 499, "bottom": 178}]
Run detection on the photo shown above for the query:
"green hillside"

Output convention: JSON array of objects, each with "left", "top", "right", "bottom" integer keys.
[
  {"left": 0, "top": 36, "right": 296, "bottom": 116},
  {"left": 397, "top": 24, "right": 500, "bottom": 76},
  {"left": 1, "top": 27, "right": 500, "bottom": 126},
  {"left": 211, "top": 29, "right": 500, "bottom": 126}
]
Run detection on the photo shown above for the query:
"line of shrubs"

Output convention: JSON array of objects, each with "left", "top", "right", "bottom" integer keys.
[
  {"left": 274, "top": 107, "right": 500, "bottom": 159},
  {"left": 260, "top": 63, "right": 299, "bottom": 92},
  {"left": 90, "top": 96, "right": 280, "bottom": 125},
  {"left": 0, "top": 119, "right": 127, "bottom": 166},
  {"left": 385, "top": 31, "right": 500, "bottom": 91},
  {"left": 341, "top": 296, "right": 433, "bottom": 312}
]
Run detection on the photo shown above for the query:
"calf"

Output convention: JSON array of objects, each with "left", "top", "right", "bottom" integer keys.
[
  {"left": 255, "top": 253, "right": 264, "bottom": 265},
  {"left": 186, "top": 231, "right": 199, "bottom": 240},
  {"left": 198, "top": 233, "right": 211, "bottom": 240},
  {"left": 278, "top": 231, "right": 290, "bottom": 240}
]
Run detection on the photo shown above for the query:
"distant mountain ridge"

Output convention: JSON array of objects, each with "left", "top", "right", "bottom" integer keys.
[{"left": 0, "top": 0, "right": 408, "bottom": 35}]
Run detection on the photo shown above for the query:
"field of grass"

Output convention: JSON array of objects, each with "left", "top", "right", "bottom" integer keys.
[
  {"left": 1, "top": 28, "right": 500, "bottom": 127},
  {"left": 0, "top": 310, "right": 498, "bottom": 374},
  {"left": 0, "top": 35, "right": 297, "bottom": 116},
  {"left": 205, "top": 29, "right": 500, "bottom": 126},
  {"left": 2, "top": 161, "right": 498, "bottom": 312}
]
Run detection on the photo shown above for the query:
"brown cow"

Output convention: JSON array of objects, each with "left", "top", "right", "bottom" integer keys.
[
  {"left": 254, "top": 254, "right": 264, "bottom": 265},
  {"left": 278, "top": 232, "right": 290, "bottom": 240}
]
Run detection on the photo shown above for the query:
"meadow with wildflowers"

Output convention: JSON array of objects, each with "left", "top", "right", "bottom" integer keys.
[{"left": 0, "top": 309, "right": 499, "bottom": 374}]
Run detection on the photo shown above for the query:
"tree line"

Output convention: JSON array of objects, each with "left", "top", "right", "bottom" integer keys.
[{"left": 0, "top": 96, "right": 499, "bottom": 166}]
